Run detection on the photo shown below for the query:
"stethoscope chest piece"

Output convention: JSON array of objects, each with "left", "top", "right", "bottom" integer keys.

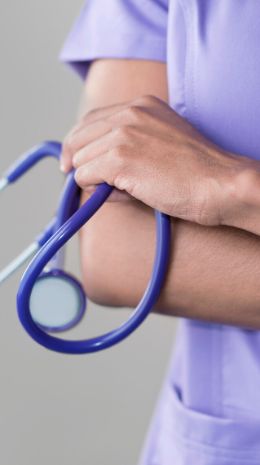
[{"left": 29, "top": 270, "right": 86, "bottom": 332}]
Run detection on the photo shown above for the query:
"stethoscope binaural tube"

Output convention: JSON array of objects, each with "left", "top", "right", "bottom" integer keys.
[
  {"left": 17, "top": 145, "right": 172, "bottom": 354},
  {"left": 0, "top": 141, "right": 63, "bottom": 284},
  {"left": 0, "top": 141, "right": 62, "bottom": 188}
]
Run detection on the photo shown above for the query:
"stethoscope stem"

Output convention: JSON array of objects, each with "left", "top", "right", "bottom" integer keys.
[
  {"left": 0, "top": 242, "right": 39, "bottom": 285},
  {"left": 0, "top": 220, "right": 55, "bottom": 285}
]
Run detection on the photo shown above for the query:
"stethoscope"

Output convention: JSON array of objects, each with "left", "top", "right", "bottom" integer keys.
[{"left": 0, "top": 141, "right": 171, "bottom": 354}]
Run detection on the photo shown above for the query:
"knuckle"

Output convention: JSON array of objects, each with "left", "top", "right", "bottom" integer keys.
[
  {"left": 82, "top": 107, "right": 98, "bottom": 120},
  {"left": 114, "top": 172, "right": 129, "bottom": 192},
  {"left": 113, "top": 124, "right": 134, "bottom": 140},
  {"left": 145, "top": 94, "right": 158, "bottom": 104},
  {"left": 115, "top": 105, "right": 142, "bottom": 122},
  {"left": 136, "top": 94, "right": 157, "bottom": 105},
  {"left": 112, "top": 126, "right": 125, "bottom": 139},
  {"left": 107, "top": 146, "right": 128, "bottom": 177},
  {"left": 128, "top": 105, "right": 143, "bottom": 120},
  {"left": 107, "top": 148, "right": 131, "bottom": 190}
]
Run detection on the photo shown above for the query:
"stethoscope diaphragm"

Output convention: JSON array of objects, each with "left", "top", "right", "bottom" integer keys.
[{"left": 29, "top": 270, "right": 86, "bottom": 332}]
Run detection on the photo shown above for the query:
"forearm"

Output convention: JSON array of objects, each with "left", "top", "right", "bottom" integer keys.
[
  {"left": 80, "top": 197, "right": 260, "bottom": 329},
  {"left": 74, "top": 59, "right": 260, "bottom": 329}
]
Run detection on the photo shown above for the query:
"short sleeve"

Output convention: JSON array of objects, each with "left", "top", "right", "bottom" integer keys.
[{"left": 59, "top": 0, "right": 168, "bottom": 79}]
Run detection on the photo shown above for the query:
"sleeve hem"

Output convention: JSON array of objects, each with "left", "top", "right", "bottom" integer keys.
[{"left": 59, "top": 34, "right": 167, "bottom": 79}]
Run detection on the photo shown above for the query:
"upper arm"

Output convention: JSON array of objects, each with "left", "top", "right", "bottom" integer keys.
[{"left": 80, "top": 59, "right": 168, "bottom": 114}]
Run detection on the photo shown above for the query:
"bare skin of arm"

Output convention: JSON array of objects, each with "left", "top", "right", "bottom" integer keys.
[{"left": 65, "top": 59, "right": 260, "bottom": 330}]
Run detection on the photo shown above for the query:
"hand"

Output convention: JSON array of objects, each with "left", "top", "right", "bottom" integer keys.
[{"left": 60, "top": 95, "right": 259, "bottom": 228}]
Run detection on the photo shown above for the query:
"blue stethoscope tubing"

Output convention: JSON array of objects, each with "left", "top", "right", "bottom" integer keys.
[
  {"left": 0, "top": 142, "right": 63, "bottom": 285},
  {"left": 4, "top": 141, "right": 171, "bottom": 354},
  {"left": 0, "top": 141, "right": 76, "bottom": 284}
]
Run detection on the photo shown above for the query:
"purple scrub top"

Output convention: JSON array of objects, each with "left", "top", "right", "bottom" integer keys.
[{"left": 60, "top": 1, "right": 260, "bottom": 463}]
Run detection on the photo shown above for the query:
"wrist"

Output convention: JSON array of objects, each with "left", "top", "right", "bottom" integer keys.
[{"left": 221, "top": 155, "right": 260, "bottom": 235}]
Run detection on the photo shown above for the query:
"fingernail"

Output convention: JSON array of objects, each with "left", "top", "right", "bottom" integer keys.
[
  {"left": 60, "top": 163, "right": 66, "bottom": 173},
  {"left": 74, "top": 167, "right": 83, "bottom": 181}
]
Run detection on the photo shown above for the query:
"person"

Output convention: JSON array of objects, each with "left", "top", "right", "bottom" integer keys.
[{"left": 59, "top": 1, "right": 260, "bottom": 463}]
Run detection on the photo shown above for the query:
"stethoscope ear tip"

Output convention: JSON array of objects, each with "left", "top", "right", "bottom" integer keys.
[
  {"left": 0, "top": 178, "right": 8, "bottom": 193},
  {"left": 29, "top": 270, "right": 86, "bottom": 332}
]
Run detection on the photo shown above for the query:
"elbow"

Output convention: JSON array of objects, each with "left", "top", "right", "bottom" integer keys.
[
  {"left": 79, "top": 245, "right": 131, "bottom": 308},
  {"left": 81, "top": 262, "right": 122, "bottom": 308}
]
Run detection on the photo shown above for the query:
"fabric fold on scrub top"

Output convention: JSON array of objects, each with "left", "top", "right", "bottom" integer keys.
[{"left": 60, "top": 1, "right": 260, "bottom": 464}]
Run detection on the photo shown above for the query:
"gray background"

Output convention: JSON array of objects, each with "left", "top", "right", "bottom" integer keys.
[{"left": 0, "top": 2, "right": 177, "bottom": 464}]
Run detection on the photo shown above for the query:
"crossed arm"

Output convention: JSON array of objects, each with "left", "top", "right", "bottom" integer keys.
[{"left": 62, "top": 59, "right": 260, "bottom": 330}]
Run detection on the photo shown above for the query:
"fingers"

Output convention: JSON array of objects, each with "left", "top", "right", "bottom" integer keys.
[
  {"left": 60, "top": 95, "right": 158, "bottom": 172},
  {"left": 71, "top": 130, "right": 112, "bottom": 168},
  {"left": 72, "top": 124, "right": 138, "bottom": 169},
  {"left": 74, "top": 152, "right": 116, "bottom": 188},
  {"left": 60, "top": 101, "right": 129, "bottom": 173},
  {"left": 60, "top": 120, "right": 111, "bottom": 173}
]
